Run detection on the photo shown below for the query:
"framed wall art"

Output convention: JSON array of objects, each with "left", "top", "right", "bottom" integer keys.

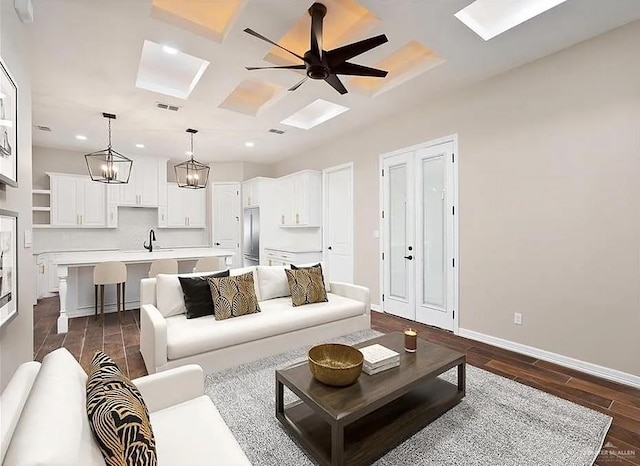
[
  {"left": 0, "top": 56, "right": 18, "bottom": 187},
  {"left": 0, "top": 209, "right": 17, "bottom": 329}
]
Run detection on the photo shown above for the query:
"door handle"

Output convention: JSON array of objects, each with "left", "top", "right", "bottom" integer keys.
[
  {"left": 404, "top": 255, "right": 413, "bottom": 260},
  {"left": 328, "top": 246, "right": 332, "bottom": 250},
  {"left": 215, "top": 242, "right": 221, "bottom": 246}
]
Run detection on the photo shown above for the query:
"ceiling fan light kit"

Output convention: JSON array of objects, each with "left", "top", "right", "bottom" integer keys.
[
  {"left": 174, "top": 128, "right": 210, "bottom": 189},
  {"left": 244, "top": 2, "right": 389, "bottom": 95},
  {"left": 84, "top": 113, "right": 133, "bottom": 184}
]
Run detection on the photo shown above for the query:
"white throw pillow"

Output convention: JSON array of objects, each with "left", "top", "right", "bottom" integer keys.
[
  {"left": 3, "top": 349, "right": 106, "bottom": 466},
  {"left": 156, "top": 270, "right": 227, "bottom": 318},
  {"left": 256, "top": 266, "right": 291, "bottom": 301},
  {"left": 289, "top": 261, "right": 331, "bottom": 292}
]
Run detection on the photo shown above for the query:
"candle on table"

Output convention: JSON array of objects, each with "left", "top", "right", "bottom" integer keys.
[{"left": 404, "top": 328, "right": 417, "bottom": 353}]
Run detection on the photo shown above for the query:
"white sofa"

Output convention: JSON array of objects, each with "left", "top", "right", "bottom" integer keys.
[
  {"left": 0, "top": 348, "right": 250, "bottom": 466},
  {"left": 140, "top": 265, "right": 371, "bottom": 374}
]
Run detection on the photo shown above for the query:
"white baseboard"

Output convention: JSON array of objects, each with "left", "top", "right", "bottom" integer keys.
[
  {"left": 370, "top": 304, "right": 382, "bottom": 313},
  {"left": 459, "top": 328, "right": 640, "bottom": 389},
  {"left": 66, "top": 300, "right": 140, "bottom": 319}
]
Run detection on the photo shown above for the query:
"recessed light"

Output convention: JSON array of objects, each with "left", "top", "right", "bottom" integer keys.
[
  {"left": 136, "top": 143, "right": 145, "bottom": 148},
  {"left": 455, "top": 0, "right": 568, "bottom": 41},
  {"left": 281, "top": 99, "right": 350, "bottom": 130},
  {"left": 245, "top": 142, "right": 255, "bottom": 148},
  {"left": 162, "top": 45, "right": 179, "bottom": 55},
  {"left": 75, "top": 135, "right": 87, "bottom": 140}
]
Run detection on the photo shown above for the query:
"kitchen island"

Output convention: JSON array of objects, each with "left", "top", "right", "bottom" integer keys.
[{"left": 51, "top": 248, "right": 234, "bottom": 333}]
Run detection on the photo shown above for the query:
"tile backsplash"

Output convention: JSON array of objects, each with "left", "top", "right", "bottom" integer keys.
[{"left": 33, "top": 207, "right": 209, "bottom": 254}]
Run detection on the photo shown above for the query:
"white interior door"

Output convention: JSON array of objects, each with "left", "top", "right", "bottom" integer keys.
[
  {"left": 323, "top": 163, "right": 354, "bottom": 283},
  {"left": 415, "top": 142, "right": 456, "bottom": 331},
  {"left": 382, "top": 152, "right": 416, "bottom": 320},
  {"left": 212, "top": 183, "right": 241, "bottom": 268}
]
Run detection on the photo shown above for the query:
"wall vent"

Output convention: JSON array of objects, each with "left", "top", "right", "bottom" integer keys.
[
  {"left": 156, "top": 102, "right": 180, "bottom": 112},
  {"left": 269, "top": 128, "right": 285, "bottom": 134},
  {"left": 35, "top": 125, "right": 51, "bottom": 132}
]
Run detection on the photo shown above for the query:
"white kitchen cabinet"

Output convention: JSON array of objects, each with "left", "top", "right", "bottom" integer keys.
[
  {"left": 276, "top": 170, "right": 322, "bottom": 227},
  {"left": 163, "top": 182, "right": 206, "bottom": 228},
  {"left": 263, "top": 248, "right": 322, "bottom": 267},
  {"left": 242, "top": 177, "right": 273, "bottom": 208},
  {"left": 35, "top": 253, "right": 59, "bottom": 299},
  {"left": 119, "top": 155, "right": 158, "bottom": 207},
  {"left": 49, "top": 173, "right": 107, "bottom": 228}
]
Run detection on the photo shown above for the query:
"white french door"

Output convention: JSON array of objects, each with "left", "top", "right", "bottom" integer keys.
[
  {"left": 381, "top": 138, "right": 458, "bottom": 331},
  {"left": 323, "top": 163, "right": 354, "bottom": 283},
  {"left": 382, "top": 152, "right": 416, "bottom": 320}
]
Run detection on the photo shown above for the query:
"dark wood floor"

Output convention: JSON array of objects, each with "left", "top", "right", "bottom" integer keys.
[{"left": 34, "top": 298, "right": 638, "bottom": 465}]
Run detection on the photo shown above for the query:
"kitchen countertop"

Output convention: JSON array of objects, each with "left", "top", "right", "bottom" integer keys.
[
  {"left": 49, "top": 247, "right": 235, "bottom": 266},
  {"left": 264, "top": 247, "right": 322, "bottom": 253}
]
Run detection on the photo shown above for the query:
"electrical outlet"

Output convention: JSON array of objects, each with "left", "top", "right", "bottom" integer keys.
[{"left": 514, "top": 312, "right": 523, "bottom": 325}]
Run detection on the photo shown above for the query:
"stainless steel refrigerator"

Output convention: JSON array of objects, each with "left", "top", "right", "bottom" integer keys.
[{"left": 243, "top": 207, "right": 260, "bottom": 266}]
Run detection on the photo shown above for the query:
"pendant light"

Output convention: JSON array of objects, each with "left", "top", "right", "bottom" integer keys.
[
  {"left": 174, "top": 128, "right": 209, "bottom": 189},
  {"left": 84, "top": 113, "right": 133, "bottom": 183}
]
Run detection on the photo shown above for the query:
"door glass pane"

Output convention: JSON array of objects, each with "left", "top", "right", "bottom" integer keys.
[
  {"left": 422, "top": 157, "right": 446, "bottom": 307},
  {"left": 389, "top": 165, "right": 407, "bottom": 298}
]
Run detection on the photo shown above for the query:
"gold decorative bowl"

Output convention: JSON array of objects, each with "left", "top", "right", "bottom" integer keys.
[{"left": 308, "top": 343, "right": 363, "bottom": 387}]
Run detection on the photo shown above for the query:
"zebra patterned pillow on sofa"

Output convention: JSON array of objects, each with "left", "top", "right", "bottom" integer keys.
[
  {"left": 86, "top": 351, "right": 157, "bottom": 466},
  {"left": 285, "top": 266, "right": 328, "bottom": 306},
  {"left": 207, "top": 271, "right": 261, "bottom": 320}
]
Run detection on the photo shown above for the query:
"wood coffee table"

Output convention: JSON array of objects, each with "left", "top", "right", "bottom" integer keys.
[{"left": 275, "top": 332, "right": 466, "bottom": 466}]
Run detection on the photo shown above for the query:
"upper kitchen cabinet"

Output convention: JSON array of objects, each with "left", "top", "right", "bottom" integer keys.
[
  {"left": 160, "top": 182, "right": 206, "bottom": 228},
  {"left": 242, "top": 177, "right": 273, "bottom": 208},
  {"left": 119, "top": 155, "right": 159, "bottom": 207},
  {"left": 49, "top": 173, "right": 108, "bottom": 228},
  {"left": 276, "top": 170, "right": 322, "bottom": 227}
]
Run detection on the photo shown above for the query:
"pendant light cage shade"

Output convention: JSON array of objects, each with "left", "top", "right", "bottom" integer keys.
[
  {"left": 84, "top": 113, "right": 133, "bottom": 184},
  {"left": 175, "top": 158, "right": 209, "bottom": 189},
  {"left": 175, "top": 128, "right": 209, "bottom": 189}
]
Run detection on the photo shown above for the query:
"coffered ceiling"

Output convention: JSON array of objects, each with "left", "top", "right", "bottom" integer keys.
[{"left": 27, "top": 0, "right": 640, "bottom": 164}]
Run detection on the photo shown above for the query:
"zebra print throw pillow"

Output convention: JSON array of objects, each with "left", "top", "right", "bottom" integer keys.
[
  {"left": 207, "top": 271, "right": 261, "bottom": 320},
  {"left": 86, "top": 352, "right": 157, "bottom": 466},
  {"left": 285, "top": 266, "right": 328, "bottom": 306}
]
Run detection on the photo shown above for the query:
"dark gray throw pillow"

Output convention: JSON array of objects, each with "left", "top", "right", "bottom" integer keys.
[{"left": 179, "top": 269, "right": 230, "bottom": 319}]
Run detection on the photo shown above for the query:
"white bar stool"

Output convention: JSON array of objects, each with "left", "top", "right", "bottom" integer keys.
[
  {"left": 93, "top": 261, "right": 127, "bottom": 323},
  {"left": 193, "top": 257, "right": 221, "bottom": 273},
  {"left": 149, "top": 258, "right": 179, "bottom": 278}
]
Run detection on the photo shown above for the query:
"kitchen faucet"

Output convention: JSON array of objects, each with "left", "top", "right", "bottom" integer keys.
[{"left": 144, "top": 229, "right": 156, "bottom": 252}]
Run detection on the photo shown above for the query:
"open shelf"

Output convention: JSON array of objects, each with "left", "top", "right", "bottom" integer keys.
[
  {"left": 32, "top": 189, "right": 51, "bottom": 195},
  {"left": 32, "top": 206, "right": 51, "bottom": 212}
]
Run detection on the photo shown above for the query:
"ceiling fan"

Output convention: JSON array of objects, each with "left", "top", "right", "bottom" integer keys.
[{"left": 244, "top": 2, "right": 389, "bottom": 95}]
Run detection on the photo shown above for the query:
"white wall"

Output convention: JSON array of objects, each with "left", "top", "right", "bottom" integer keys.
[
  {"left": 274, "top": 21, "right": 640, "bottom": 377},
  {"left": 0, "top": 1, "right": 35, "bottom": 390}
]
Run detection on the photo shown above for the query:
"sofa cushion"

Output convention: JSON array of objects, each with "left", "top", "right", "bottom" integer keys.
[
  {"left": 285, "top": 267, "right": 328, "bottom": 306},
  {"left": 86, "top": 352, "right": 157, "bottom": 466},
  {"left": 165, "top": 293, "right": 364, "bottom": 360},
  {"left": 208, "top": 272, "right": 261, "bottom": 320},
  {"left": 291, "top": 261, "right": 331, "bottom": 292},
  {"left": 179, "top": 269, "right": 230, "bottom": 319},
  {"left": 256, "top": 265, "right": 290, "bottom": 300},
  {"left": 2, "top": 348, "right": 106, "bottom": 466},
  {"left": 156, "top": 269, "right": 230, "bottom": 318},
  {"left": 151, "top": 396, "right": 250, "bottom": 465}
]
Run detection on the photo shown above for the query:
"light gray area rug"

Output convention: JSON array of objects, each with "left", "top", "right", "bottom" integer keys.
[{"left": 204, "top": 330, "right": 611, "bottom": 466}]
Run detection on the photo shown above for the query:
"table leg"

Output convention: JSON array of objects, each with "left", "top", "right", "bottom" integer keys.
[
  {"left": 56, "top": 265, "right": 69, "bottom": 333},
  {"left": 276, "top": 377, "right": 284, "bottom": 417},
  {"left": 331, "top": 423, "right": 344, "bottom": 466},
  {"left": 458, "top": 362, "right": 466, "bottom": 394}
]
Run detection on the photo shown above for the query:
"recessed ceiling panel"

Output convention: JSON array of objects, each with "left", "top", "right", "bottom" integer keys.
[
  {"left": 281, "top": 99, "right": 349, "bottom": 130},
  {"left": 135, "top": 40, "right": 210, "bottom": 100},
  {"left": 265, "top": 0, "right": 381, "bottom": 66},
  {"left": 350, "top": 41, "right": 445, "bottom": 96},
  {"left": 219, "top": 79, "right": 283, "bottom": 116},
  {"left": 151, "top": 0, "right": 247, "bottom": 42}
]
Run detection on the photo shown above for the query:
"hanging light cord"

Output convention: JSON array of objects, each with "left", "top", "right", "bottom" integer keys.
[{"left": 190, "top": 132, "right": 195, "bottom": 162}]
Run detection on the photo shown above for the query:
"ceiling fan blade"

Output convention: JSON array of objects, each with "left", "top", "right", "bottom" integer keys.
[
  {"left": 246, "top": 65, "right": 306, "bottom": 71},
  {"left": 324, "top": 74, "right": 348, "bottom": 95},
  {"left": 288, "top": 77, "right": 308, "bottom": 91},
  {"left": 332, "top": 62, "right": 388, "bottom": 77},
  {"left": 309, "top": 3, "right": 326, "bottom": 60},
  {"left": 327, "top": 34, "right": 388, "bottom": 67},
  {"left": 244, "top": 28, "right": 306, "bottom": 62}
]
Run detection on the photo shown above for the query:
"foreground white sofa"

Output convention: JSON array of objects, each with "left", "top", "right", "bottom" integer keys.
[
  {"left": 140, "top": 266, "right": 371, "bottom": 374},
  {"left": 0, "top": 348, "right": 250, "bottom": 466}
]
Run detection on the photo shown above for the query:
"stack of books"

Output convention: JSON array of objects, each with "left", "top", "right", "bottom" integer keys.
[{"left": 359, "top": 344, "right": 400, "bottom": 375}]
